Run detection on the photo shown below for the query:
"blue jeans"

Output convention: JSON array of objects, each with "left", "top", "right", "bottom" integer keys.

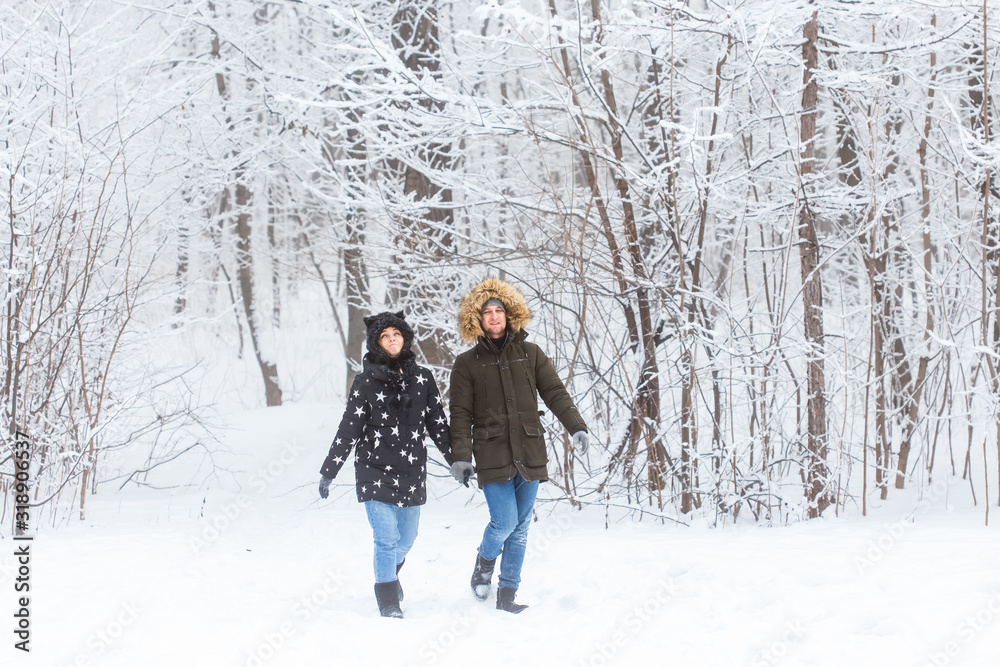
[
  {"left": 364, "top": 501, "right": 420, "bottom": 583},
  {"left": 479, "top": 473, "right": 539, "bottom": 591}
]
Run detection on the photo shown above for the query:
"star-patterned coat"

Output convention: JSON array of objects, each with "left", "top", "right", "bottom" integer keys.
[{"left": 320, "top": 356, "right": 453, "bottom": 507}]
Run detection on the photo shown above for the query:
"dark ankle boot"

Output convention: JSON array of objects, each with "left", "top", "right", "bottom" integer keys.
[
  {"left": 496, "top": 587, "right": 528, "bottom": 614},
  {"left": 470, "top": 553, "right": 497, "bottom": 601},
  {"left": 374, "top": 581, "right": 403, "bottom": 618},
  {"left": 395, "top": 559, "right": 405, "bottom": 602}
]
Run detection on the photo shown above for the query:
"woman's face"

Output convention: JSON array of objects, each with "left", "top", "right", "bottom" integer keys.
[{"left": 379, "top": 327, "right": 404, "bottom": 357}]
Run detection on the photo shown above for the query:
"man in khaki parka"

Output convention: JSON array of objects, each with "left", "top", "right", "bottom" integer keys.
[{"left": 449, "top": 277, "right": 589, "bottom": 613}]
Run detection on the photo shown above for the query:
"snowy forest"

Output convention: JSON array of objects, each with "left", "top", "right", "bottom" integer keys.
[{"left": 3, "top": 0, "right": 1000, "bottom": 529}]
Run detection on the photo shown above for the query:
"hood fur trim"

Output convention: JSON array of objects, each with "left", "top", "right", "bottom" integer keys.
[{"left": 458, "top": 277, "right": 531, "bottom": 343}]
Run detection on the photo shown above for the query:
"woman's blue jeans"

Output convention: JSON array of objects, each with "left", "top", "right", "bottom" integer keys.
[
  {"left": 364, "top": 500, "right": 420, "bottom": 583},
  {"left": 478, "top": 473, "right": 539, "bottom": 591}
]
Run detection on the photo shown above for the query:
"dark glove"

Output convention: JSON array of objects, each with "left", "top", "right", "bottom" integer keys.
[
  {"left": 450, "top": 461, "right": 476, "bottom": 487},
  {"left": 571, "top": 430, "right": 590, "bottom": 455},
  {"left": 319, "top": 476, "right": 333, "bottom": 499}
]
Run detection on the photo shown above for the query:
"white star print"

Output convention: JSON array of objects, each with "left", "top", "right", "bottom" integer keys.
[
  {"left": 354, "top": 405, "right": 365, "bottom": 417},
  {"left": 352, "top": 390, "right": 360, "bottom": 398},
  {"left": 409, "top": 485, "right": 417, "bottom": 493},
  {"left": 376, "top": 391, "right": 387, "bottom": 402},
  {"left": 333, "top": 456, "right": 344, "bottom": 464},
  {"left": 382, "top": 412, "right": 389, "bottom": 420},
  {"left": 416, "top": 374, "right": 427, "bottom": 385},
  {"left": 391, "top": 426, "right": 399, "bottom": 437},
  {"left": 373, "top": 480, "right": 382, "bottom": 488},
  {"left": 435, "top": 416, "right": 446, "bottom": 425},
  {"left": 411, "top": 430, "right": 421, "bottom": 440}
]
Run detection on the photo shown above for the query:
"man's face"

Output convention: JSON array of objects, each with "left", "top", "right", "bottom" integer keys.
[
  {"left": 378, "top": 327, "right": 404, "bottom": 357},
  {"left": 481, "top": 305, "right": 507, "bottom": 339}
]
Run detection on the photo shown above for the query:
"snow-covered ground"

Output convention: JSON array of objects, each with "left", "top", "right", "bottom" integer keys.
[{"left": 6, "top": 403, "right": 1000, "bottom": 667}]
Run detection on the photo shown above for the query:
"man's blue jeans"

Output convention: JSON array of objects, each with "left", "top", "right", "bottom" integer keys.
[
  {"left": 364, "top": 500, "right": 420, "bottom": 583},
  {"left": 479, "top": 472, "right": 539, "bottom": 591}
]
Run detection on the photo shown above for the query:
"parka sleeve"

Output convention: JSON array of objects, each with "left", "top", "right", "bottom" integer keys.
[
  {"left": 533, "top": 345, "right": 588, "bottom": 435},
  {"left": 448, "top": 355, "right": 475, "bottom": 463},
  {"left": 319, "top": 375, "right": 369, "bottom": 478},
  {"left": 422, "top": 370, "right": 454, "bottom": 466}
]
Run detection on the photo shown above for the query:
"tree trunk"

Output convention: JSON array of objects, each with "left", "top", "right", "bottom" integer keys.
[
  {"left": 210, "top": 5, "right": 281, "bottom": 406},
  {"left": 390, "top": 0, "right": 456, "bottom": 370},
  {"left": 798, "top": 11, "right": 830, "bottom": 517},
  {"left": 173, "top": 222, "right": 188, "bottom": 325},
  {"left": 896, "top": 17, "right": 938, "bottom": 488},
  {"left": 588, "top": 0, "right": 667, "bottom": 499},
  {"left": 235, "top": 182, "right": 283, "bottom": 406},
  {"left": 268, "top": 190, "right": 281, "bottom": 328},
  {"left": 344, "top": 210, "right": 368, "bottom": 392},
  {"left": 978, "top": 1, "right": 1000, "bottom": 508}
]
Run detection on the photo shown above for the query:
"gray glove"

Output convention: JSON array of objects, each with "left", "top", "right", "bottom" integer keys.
[
  {"left": 571, "top": 431, "right": 589, "bottom": 455},
  {"left": 319, "top": 476, "right": 332, "bottom": 499},
  {"left": 450, "top": 461, "right": 476, "bottom": 487}
]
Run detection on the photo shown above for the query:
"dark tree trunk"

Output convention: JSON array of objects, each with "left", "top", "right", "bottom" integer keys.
[{"left": 798, "top": 12, "right": 830, "bottom": 517}]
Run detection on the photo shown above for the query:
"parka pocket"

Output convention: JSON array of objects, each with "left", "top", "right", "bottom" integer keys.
[
  {"left": 472, "top": 423, "right": 511, "bottom": 470},
  {"left": 472, "top": 425, "right": 504, "bottom": 443},
  {"left": 522, "top": 422, "right": 545, "bottom": 438},
  {"left": 521, "top": 419, "right": 548, "bottom": 467}
]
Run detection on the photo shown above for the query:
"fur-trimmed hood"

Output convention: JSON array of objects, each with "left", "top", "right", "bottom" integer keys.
[
  {"left": 362, "top": 310, "right": 420, "bottom": 373},
  {"left": 364, "top": 311, "right": 414, "bottom": 354},
  {"left": 458, "top": 277, "right": 532, "bottom": 344}
]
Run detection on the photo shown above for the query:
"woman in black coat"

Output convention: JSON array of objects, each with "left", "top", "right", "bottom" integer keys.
[{"left": 318, "top": 311, "right": 453, "bottom": 618}]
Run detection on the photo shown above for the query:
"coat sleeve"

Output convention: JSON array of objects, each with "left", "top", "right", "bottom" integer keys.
[
  {"left": 422, "top": 371, "right": 454, "bottom": 466},
  {"left": 533, "top": 345, "right": 588, "bottom": 435},
  {"left": 319, "top": 375, "right": 369, "bottom": 478},
  {"left": 448, "top": 355, "right": 474, "bottom": 463}
]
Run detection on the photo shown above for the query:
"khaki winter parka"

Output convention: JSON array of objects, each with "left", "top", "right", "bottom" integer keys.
[{"left": 449, "top": 278, "right": 587, "bottom": 486}]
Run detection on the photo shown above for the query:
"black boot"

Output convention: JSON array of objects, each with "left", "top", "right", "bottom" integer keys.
[
  {"left": 374, "top": 581, "right": 403, "bottom": 618},
  {"left": 395, "top": 559, "right": 405, "bottom": 602},
  {"left": 496, "top": 587, "right": 528, "bottom": 614},
  {"left": 470, "top": 553, "right": 497, "bottom": 601}
]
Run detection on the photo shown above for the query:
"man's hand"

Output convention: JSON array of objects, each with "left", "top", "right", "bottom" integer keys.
[
  {"left": 571, "top": 431, "right": 589, "bottom": 455},
  {"left": 450, "top": 461, "right": 476, "bottom": 487},
  {"left": 319, "top": 476, "right": 333, "bottom": 499}
]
